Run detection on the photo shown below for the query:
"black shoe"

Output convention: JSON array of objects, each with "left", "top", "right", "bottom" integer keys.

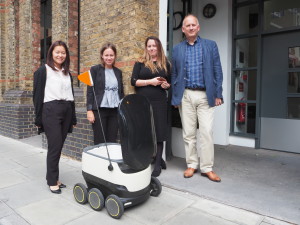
[
  {"left": 50, "top": 187, "right": 61, "bottom": 194},
  {"left": 161, "top": 159, "right": 167, "bottom": 170},
  {"left": 59, "top": 183, "right": 66, "bottom": 188},
  {"left": 151, "top": 167, "right": 161, "bottom": 177}
]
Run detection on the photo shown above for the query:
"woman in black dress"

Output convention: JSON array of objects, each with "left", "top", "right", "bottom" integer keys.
[{"left": 131, "top": 36, "right": 171, "bottom": 177}]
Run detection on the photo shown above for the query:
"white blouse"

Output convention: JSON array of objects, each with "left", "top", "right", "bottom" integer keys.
[{"left": 44, "top": 64, "right": 74, "bottom": 103}]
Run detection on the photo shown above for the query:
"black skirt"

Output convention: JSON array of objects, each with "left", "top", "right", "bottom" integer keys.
[{"left": 149, "top": 98, "right": 168, "bottom": 142}]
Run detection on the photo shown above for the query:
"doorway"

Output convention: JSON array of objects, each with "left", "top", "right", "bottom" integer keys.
[{"left": 260, "top": 31, "right": 300, "bottom": 153}]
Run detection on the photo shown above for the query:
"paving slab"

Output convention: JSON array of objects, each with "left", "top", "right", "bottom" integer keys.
[
  {"left": 0, "top": 214, "right": 30, "bottom": 225},
  {"left": 0, "top": 158, "right": 24, "bottom": 173},
  {"left": 164, "top": 207, "right": 238, "bottom": 225},
  {"left": 124, "top": 187, "right": 194, "bottom": 224},
  {"left": 192, "top": 198, "right": 264, "bottom": 225},
  {"left": 16, "top": 164, "right": 47, "bottom": 181},
  {"left": 0, "top": 170, "right": 29, "bottom": 189},
  {"left": 65, "top": 211, "right": 146, "bottom": 225},
  {"left": 0, "top": 180, "right": 52, "bottom": 209},
  {"left": 0, "top": 145, "right": 40, "bottom": 159},
  {"left": 11, "top": 153, "right": 45, "bottom": 169},
  {"left": 0, "top": 200, "right": 14, "bottom": 218},
  {"left": 17, "top": 198, "right": 90, "bottom": 225},
  {"left": 262, "top": 217, "right": 293, "bottom": 225}
]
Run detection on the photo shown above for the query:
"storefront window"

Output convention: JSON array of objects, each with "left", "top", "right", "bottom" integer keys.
[
  {"left": 236, "top": 4, "right": 258, "bottom": 35},
  {"left": 234, "top": 70, "right": 257, "bottom": 101},
  {"left": 288, "top": 98, "right": 300, "bottom": 119},
  {"left": 289, "top": 47, "right": 300, "bottom": 68},
  {"left": 233, "top": 102, "right": 256, "bottom": 134},
  {"left": 264, "top": 0, "right": 300, "bottom": 31},
  {"left": 235, "top": 37, "right": 257, "bottom": 68},
  {"left": 288, "top": 72, "right": 300, "bottom": 93}
]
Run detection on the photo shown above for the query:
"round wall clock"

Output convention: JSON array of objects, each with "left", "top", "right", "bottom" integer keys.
[{"left": 203, "top": 4, "right": 217, "bottom": 18}]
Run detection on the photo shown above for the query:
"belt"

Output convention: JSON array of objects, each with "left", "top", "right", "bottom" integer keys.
[
  {"left": 49, "top": 100, "right": 72, "bottom": 104},
  {"left": 186, "top": 87, "right": 206, "bottom": 91}
]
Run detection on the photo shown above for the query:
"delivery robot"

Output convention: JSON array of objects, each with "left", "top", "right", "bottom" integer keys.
[{"left": 73, "top": 94, "right": 162, "bottom": 219}]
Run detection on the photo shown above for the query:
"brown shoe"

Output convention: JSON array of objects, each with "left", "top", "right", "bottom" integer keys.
[
  {"left": 201, "top": 171, "right": 221, "bottom": 182},
  {"left": 184, "top": 168, "right": 198, "bottom": 178}
]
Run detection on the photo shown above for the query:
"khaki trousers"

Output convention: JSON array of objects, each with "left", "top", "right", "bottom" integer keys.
[{"left": 179, "top": 89, "right": 215, "bottom": 173}]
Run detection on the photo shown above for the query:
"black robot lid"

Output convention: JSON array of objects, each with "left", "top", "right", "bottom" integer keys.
[{"left": 118, "top": 94, "right": 157, "bottom": 171}]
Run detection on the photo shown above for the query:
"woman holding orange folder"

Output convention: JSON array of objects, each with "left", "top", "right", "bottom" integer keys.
[{"left": 86, "top": 43, "right": 124, "bottom": 145}]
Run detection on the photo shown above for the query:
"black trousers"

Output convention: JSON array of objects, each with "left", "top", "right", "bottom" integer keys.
[
  {"left": 92, "top": 108, "right": 118, "bottom": 145},
  {"left": 42, "top": 100, "right": 72, "bottom": 186}
]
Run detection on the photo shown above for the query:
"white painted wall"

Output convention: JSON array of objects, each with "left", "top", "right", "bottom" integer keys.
[
  {"left": 194, "top": 0, "right": 232, "bottom": 147},
  {"left": 159, "top": 1, "right": 168, "bottom": 54}
]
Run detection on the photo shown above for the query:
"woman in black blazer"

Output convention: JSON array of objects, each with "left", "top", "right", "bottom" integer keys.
[
  {"left": 86, "top": 43, "right": 124, "bottom": 145},
  {"left": 33, "top": 40, "right": 77, "bottom": 194}
]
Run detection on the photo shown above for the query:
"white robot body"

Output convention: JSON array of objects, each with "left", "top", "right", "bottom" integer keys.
[{"left": 82, "top": 144, "right": 151, "bottom": 192}]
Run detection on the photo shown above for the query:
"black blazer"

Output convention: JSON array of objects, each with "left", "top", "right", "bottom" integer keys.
[
  {"left": 33, "top": 65, "right": 77, "bottom": 134},
  {"left": 86, "top": 64, "right": 124, "bottom": 111}
]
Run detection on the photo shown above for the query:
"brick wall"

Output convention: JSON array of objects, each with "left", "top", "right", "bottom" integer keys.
[
  {"left": 52, "top": 0, "right": 79, "bottom": 80},
  {"left": 0, "top": 90, "right": 36, "bottom": 138},
  {"left": 0, "top": 1, "right": 40, "bottom": 138},
  {"left": 0, "top": 0, "right": 160, "bottom": 160},
  {"left": 54, "top": 0, "right": 160, "bottom": 159},
  {"left": 19, "top": 1, "right": 34, "bottom": 91},
  {"left": 0, "top": 1, "right": 4, "bottom": 98},
  {"left": 80, "top": 0, "right": 159, "bottom": 95}
]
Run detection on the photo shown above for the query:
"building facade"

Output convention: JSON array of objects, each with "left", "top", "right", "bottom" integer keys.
[{"left": 0, "top": 0, "right": 299, "bottom": 159}]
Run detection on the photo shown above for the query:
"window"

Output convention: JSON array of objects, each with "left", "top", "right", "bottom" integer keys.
[
  {"left": 288, "top": 98, "right": 300, "bottom": 119},
  {"left": 235, "top": 38, "right": 258, "bottom": 68},
  {"left": 236, "top": 4, "right": 259, "bottom": 35},
  {"left": 41, "top": 0, "right": 52, "bottom": 64},
  {"left": 264, "top": 0, "right": 300, "bottom": 31},
  {"left": 233, "top": 102, "right": 256, "bottom": 134},
  {"left": 232, "top": 1, "right": 259, "bottom": 136},
  {"left": 287, "top": 46, "right": 300, "bottom": 119},
  {"left": 234, "top": 70, "right": 257, "bottom": 101}
]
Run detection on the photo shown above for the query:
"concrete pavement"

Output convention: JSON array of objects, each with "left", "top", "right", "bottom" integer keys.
[{"left": 0, "top": 135, "right": 295, "bottom": 225}]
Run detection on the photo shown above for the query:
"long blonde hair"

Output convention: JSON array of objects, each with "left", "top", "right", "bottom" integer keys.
[{"left": 139, "top": 36, "right": 169, "bottom": 74}]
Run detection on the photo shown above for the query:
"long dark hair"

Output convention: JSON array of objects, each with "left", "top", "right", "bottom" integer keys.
[
  {"left": 100, "top": 42, "right": 117, "bottom": 66},
  {"left": 46, "top": 40, "right": 70, "bottom": 75},
  {"left": 140, "top": 36, "right": 169, "bottom": 73}
]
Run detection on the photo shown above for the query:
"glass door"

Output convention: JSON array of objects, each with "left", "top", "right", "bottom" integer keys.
[{"left": 260, "top": 32, "right": 300, "bottom": 153}]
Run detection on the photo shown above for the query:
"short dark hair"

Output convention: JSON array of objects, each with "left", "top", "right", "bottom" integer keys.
[
  {"left": 100, "top": 43, "right": 117, "bottom": 66},
  {"left": 46, "top": 40, "right": 70, "bottom": 75}
]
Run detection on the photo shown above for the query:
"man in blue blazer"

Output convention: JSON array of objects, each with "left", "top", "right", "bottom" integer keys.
[{"left": 171, "top": 14, "right": 223, "bottom": 182}]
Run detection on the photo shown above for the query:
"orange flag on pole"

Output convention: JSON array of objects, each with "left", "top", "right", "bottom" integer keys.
[{"left": 78, "top": 70, "right": 93, "bottom": 86}]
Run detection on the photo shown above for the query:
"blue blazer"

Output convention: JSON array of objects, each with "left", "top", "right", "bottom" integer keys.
[{"left": 171, "top": 37, "right": 223, "bottom": 107}]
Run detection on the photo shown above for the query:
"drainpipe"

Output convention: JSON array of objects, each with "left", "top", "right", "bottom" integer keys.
[
  {"left": 168, "top": 0, "right": 174, "bottom": 59},
  {"left": 166, "top": 0, "right": 174, "bottom": 160},
  {"left": 77, "top": 0, "right": 80, "bottom": 86}
]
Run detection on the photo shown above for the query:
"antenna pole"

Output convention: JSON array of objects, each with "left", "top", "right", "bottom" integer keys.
[{"left": 92, "top": 87, "right": 113, "bottom": 171}]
